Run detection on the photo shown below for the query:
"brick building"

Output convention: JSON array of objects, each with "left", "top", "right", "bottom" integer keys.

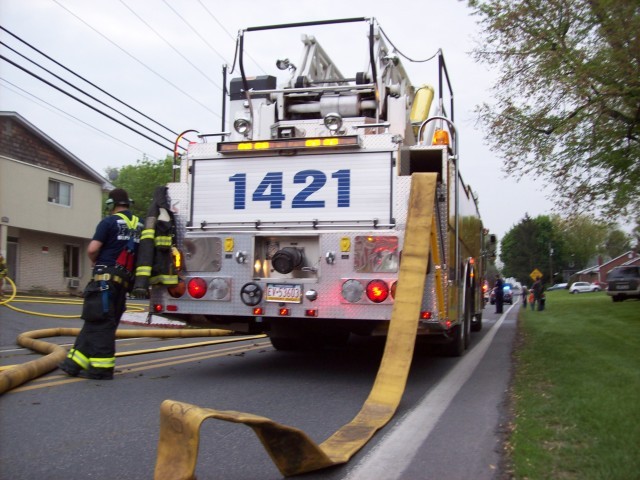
[
  {"left": 0, "top": 111, "right": 108, "bottom": 294},
  {"left": 570, "top": 250, "right": 640, "bottom": 286}
]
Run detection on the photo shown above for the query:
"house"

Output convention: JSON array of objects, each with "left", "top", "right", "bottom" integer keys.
[
  {"left": 0, "top": 111, "right": 109, "bottom": 294},
  {"left": 570, "top": 250, "right": 640, "bottom": 285}
]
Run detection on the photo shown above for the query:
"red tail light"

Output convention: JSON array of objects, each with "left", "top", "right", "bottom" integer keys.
[
  {"left": 366, "top": 279, "right": 389, "bottom": 303},
  {"left": 187, "top": 278, "right": 207, "bottom": 299}
]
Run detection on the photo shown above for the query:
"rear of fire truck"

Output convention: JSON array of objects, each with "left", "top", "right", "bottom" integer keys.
[{"left": 150, "top": 18, "right": 489, "bottom": 354}]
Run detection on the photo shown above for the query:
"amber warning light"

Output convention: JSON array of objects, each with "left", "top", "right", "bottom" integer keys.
[{"left": 218, "top": 135, "right": 360, "bottom": 153}]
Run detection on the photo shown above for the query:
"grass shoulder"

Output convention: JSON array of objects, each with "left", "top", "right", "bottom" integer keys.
[{"left": 507, "top": 291, "right": 640, "bottom": 479}]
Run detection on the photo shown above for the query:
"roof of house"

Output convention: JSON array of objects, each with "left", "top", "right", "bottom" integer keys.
[
  {"left": 0, "top": 111, "right": 111, "bottom": 188},
  {"left": 575, "top": 250, "right": 639, "bottom": 275}
]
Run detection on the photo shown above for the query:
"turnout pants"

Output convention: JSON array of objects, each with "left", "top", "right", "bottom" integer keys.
[{"left": 61, "top": 280, "right": 127, "bottom": 378}]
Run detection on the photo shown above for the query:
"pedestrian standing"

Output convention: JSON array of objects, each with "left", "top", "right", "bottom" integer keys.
[
  {"left": 522, "top": 285, "right": 528, "bottom": 308},
  {"left": 59, "top": 189, "right": 142, "bottom": 380},
  {"left": 495, "top": 274, "right": 504, "bottom": 314},
  {"left": 532, "top": 277, "right": 544, "bottom": 312},
  {"left": 0, "top": 254, "right": 7, "bottom": 298}
]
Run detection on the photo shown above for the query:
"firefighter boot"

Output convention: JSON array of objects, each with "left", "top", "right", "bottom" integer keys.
[
  {"left": 86, "top": 367, "right": 114, "bottom": 380},
  {"left": 58, "top": 359, "right": 81, "bottom": 377}
]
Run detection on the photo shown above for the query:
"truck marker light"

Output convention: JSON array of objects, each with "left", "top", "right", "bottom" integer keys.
[
  {"left": 172, "top": 247, "right": 183, "bottom": 271},
  {"left": 340, "top": 237, "right": 351, "bottom": 252},
  {"left": 432, "top": 129, "right": 450, "bottom": 146},
  {"left": 420, "top": 311, "right": 432, "bottom": 319},
  {"left": 224, "top": 237, "right": 234, "bottom": 252},
  {"left": 366, "top": 279, "right": 389, "bottom": 303},
  {"left": 390, "top": 281, "right": 398, "bottom": 298},
  {"left": 187, "top": 278, "right": 207, "bottom": 299},
  {"left": 305, "top": 309, "right": 318, "bottom": 317},
  {"left": 153, "top": 304, "right": 163, "bottom": 313},
  {"left": 166, "top": 305, "right": 178, "bottom": 312},
  {"left": 278, "top": 308, "right": 290, "bottom": 316},
  {"left": 252, "top": 307, "right": 264, "bottom": 315},
  {"left": 217, "top": 135, "right": 359, "bottom": 153}
]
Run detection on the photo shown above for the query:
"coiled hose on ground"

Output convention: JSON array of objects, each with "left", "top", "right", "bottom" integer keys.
[{"left": 0, "top": 276, "right": 238, "bottom": 395}]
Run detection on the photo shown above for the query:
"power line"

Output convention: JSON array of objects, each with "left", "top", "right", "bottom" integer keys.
[
  {"left": 0, "top": 77, "right": 164, "bottom": 161},
  {"left": 0, "top": 25, "right": 182, "bottom": 138},
  {"left": 161, "top": 0, "right": 229, "bottom": 66},
  {"left": 52, "top": 0, "right": 220, "bottom": 118},
  {"left": 0, "top": 39, "right": 178, "bottom": 148},
  {"left": 1, "top": 54, "right": 174, "bottom": 152},
  {"left": 195, "top": 0, "right": 266, "bottom": 74},
  {"left": 118, "top": 0, "right": 223, "bottom": 91},
  {"left": 198, "top": 0, "right": 267, "bottom": 74}
]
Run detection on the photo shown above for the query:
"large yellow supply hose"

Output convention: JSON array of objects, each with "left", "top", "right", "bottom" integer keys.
[
  {"left": 0, "top": 327, "right": 236, "bottom": 395},
  {"left": 154, "top": 173, "right": 438, "bottom": 478}
]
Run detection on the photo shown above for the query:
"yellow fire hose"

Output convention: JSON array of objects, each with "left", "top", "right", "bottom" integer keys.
[
  {"left": 0, "top": 276, "right": 237, "bottom": 395},
  {"left": 154, "top": 173, "right": 438, "bottom": 479}
]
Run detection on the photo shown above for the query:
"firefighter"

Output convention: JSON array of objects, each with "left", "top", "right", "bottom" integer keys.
[
  {"left": 59, "top": 188, "right": 142, "bottom": 380},
  {"left": 0, "top": 254, "right": 7, "bottom": 298}
]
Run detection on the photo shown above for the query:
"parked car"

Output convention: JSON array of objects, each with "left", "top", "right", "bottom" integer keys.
[
  {"left": 606, "top": 266, "right": 640, "bottom": 302},
  {"left": 489, "top": 284, "right": 513, "bottom": 304},
  {"left": 547, "top": 283, "right": 568, "bottom": 291},
  {"left": 569, "top": 281, "right": 601, "bottom": 294}
]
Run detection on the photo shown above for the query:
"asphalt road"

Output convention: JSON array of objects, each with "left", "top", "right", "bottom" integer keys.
[{"left": 0, "top": 297, "right": 518, "bottom": 480}]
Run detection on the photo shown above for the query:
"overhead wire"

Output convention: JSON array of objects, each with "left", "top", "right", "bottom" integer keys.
[
  {"left": 52, "top": 0, "right": 220, "bottom": 118},
  {"left": 0, "top": 77, "right": 164, "bottom": 161},
  {"left": 160, "top": 0, "right": 229, "bottom": 66},
  {"left": 0, "top": 54, "right": 174, "bottom": 151},
  {"left": 118, "top": 0, "right": 223, "bottom": 91},
  {"left": 196, "top": 0, "right": 267, "bottom": 75},
  {"left": 0, "top": 25, "right": 183, "bottom": 138},
  {"left": 0, "top": 39, "right": 179, "bottom": 148}
]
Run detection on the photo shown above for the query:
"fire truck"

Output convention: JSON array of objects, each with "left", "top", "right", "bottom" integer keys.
[{"left": 151, "top": 18, "right": 490, "bottom": 355}]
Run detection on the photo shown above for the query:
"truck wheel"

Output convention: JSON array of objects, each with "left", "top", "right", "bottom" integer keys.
[
  {"left": 443, "top": 322, "right": 465, "bottom": 357},
  {"left": 269, "top": 335, "right": 301, "bottom": 351}
]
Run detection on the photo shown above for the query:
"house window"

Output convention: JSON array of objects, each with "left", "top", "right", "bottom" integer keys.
[
  {"left": 64, "top": 245, "right": 80, "bottom": 277},
  {"left": 48, "top": 179, "right": 72, "bottom": 206}
]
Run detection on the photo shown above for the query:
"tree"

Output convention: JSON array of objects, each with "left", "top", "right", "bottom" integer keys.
[
  {"left": 554, "top": 214, "right": 608, "bottom": 269},
  {"left": 602, "top": 229, "right": 632, "bottom": 258},
  {"left": 500, "top": 214, "right": 566, "bottom": 285},
  {"left": 107, "top": 155, "right": 173, "bottom": 218},
  {"left": 468, "top": 0, "right": 640, "bottom": 220}
]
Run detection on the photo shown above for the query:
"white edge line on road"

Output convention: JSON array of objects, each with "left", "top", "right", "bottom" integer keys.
[{"left": 344, "top": 304, "right": 516, "bottom": 480}]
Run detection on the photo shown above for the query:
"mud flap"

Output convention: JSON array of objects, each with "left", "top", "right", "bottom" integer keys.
[{"left": 154, "top": 173, "right": 438, "bottom": 479}]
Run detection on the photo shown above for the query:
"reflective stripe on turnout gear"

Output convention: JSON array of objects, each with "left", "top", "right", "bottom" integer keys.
[
  {"left": 135, "top": 265, "right": 152, "bottom": 277},
  {"left": 154, "top": 235, "right": 172, "bottom": 248},
  {"left": 151, "top": 274, "right": 179, "bottom": 285},
  {"left": 140, "top": 229, "right": 155, "bottom": 241},
  {"left": 67, "top": 348, "right": 90, "bottom": 370},
  {"left": 90, "top": 357, "right": 116, "bottom": 369}
]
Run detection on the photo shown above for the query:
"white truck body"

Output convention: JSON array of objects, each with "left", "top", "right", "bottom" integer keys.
[{"left": 151, "top": 18, "right": 489, "bottom": 353}]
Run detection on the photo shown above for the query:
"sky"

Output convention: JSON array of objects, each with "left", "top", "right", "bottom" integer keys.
[{"left": 0, "top": 0, "right": 561, "bottom": 242}]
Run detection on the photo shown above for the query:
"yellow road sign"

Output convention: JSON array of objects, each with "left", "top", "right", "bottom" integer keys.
[{"left": 530, "top": 268, "right": 543, "bottom": 280}]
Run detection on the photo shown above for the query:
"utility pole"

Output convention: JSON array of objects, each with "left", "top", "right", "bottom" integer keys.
[{"left": 549, "top": 243, "right": 554, "bottom": 284}]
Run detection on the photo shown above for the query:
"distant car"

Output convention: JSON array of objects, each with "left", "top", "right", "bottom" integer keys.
[
  {"left": 547, "top": 283, "right": 568, "bottom": 291},
  {"left": 606, "top": 266, "right": 640, "bottom": 302},
  {"left": 569, "top": 281, "right": 601, "bottom": 294},
  {"left": 489, "top": 284, "right": 513, "bottom": 304}
]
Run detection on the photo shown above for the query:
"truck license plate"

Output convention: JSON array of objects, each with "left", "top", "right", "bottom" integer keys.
[
  {"left": 266, "top": 284, "right": 303, "bottom": 303},
  {"left": 615, "top": 283, "right": 630, "bottom": 290}
]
